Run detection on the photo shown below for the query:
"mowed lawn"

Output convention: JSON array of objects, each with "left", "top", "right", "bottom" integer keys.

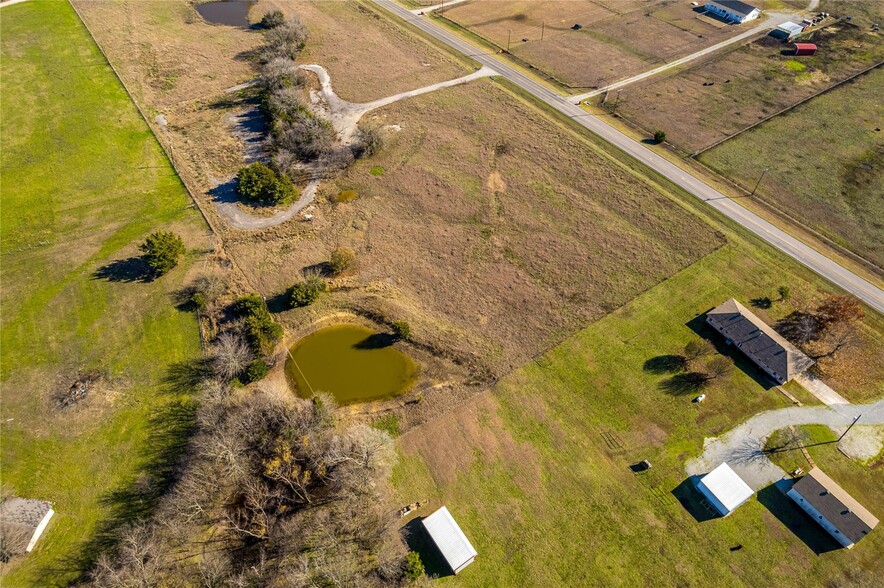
[
  {"left": 1, "top": 1, "right": 207, "bottom": 585},
  {"left": 393, "top": 242, "right": 884, "bottom": 587},
  {"left": 700, "top": 68, "right": 884, "bottom": 268}
]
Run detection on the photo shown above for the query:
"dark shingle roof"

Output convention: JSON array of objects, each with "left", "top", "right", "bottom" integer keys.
[
  {"left": 0, "top": 498, "right": 52, "bottom": 528},
  {"left": 790, "top": 468, "right": 878, "bottom": 544},
  {"left": 707, "top": 0, "right": 760, "bottom": 16},
  {"left": 706, "top": 299, "right": 813, "bottom": 381}
]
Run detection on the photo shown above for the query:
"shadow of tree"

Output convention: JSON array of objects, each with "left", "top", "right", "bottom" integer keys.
[
  {"left": 401, "top": 518, "right": 453, "bottom": 579},
  {"left": 757, "top": 482, "right": 842, "bottom": 555},
  {"left": 49, "top": 390, "right": 200, "bottom": 585},
  {"left": 750, "top": 297, "right": 772, "bottom": 309},
  {"left": 93, "top": 257, "right": 152, "bottom": 283},
  {"left": 164, "top": 359, "right": 212, "bottom": 393},
  {"left": 354, "top": 333, "right": 396, "bottom": 350},
  {"left": 265, "top": 290, "right": 291, "bottom": 314},
  {"left": 643, "top": 354, "right": 687, "bottom": 374},
  {"left": 660, "top": 372, "right": 709, "bottom": 396}
]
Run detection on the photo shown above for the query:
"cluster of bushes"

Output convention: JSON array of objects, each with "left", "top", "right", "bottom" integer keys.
[
  {"left": 236, "top": 11, "right": 384, "bottom": 196},
  {"left": 289, "top": 271, "right": 327, "bottom": 307}
]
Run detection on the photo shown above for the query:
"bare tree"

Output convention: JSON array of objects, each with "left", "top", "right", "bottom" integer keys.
[
  {"left": 258, "top": 57, "right": 303, "bottom": 92},
  {"left": 703, "top": 356, "right": 734, "bottom": 382},
  {"left": 91, "top": 524, "right": 162, "bottom": 588},
  {"left": 264, "top": 19, "right": 308, "bottom": 60},
  {"left": 684, "top": 339, "right": 714, "bottom": 362},
  {"left": 212, "top": 332, "right": 253, "bottom": 381}
]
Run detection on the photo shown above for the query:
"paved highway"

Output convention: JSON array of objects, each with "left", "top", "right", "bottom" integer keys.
[{"left": 373, "top": 0, "right": 884, "bottom": 314}]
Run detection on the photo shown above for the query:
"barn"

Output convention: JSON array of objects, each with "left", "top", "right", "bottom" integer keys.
[{"left": 421, "top": 506, "right": 478, "bottom": 575}]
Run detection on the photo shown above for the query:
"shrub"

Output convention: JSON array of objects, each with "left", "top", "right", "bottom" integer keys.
[
  {"left": 139, "top": 231, "right": 186, "bottom": 276},
  {"left": 259, "top": 10, "right": 285, "bottom": 29},
  {"left": 684, "top": 339, "right": 714, "bottom": 362},
  {"left": 245, "top": 360, "right": 270, "bottom": 383},
  {"left": 403, "top": 551, "right": 425, "bottom": 582},
  {"left": 189, "top": 292, "right": 206, "bottom": 311},
  {"left": 213, "top": 332, "right": 253, "bottom": 381},
  {"left": 653, "top": 130, "right": 666, "bottom": 144},
  {"left": 391, "top": 320, "right": 411, "bottom": 341},
  {"left": 778, "top": 285, "right": 791, "bottom": 302},
  {"left": 258, "top": 58, "right": 304, "bottom": 93},
  {"left": 264, "top": 19, "right": 307, "bottom": 59},
  {"left": 353, "top": 125, "right": 383, "bottom": 158},
  {"left": 233, "top": 293, "right": 267, "bottom": 318},
  {"left": 289, "top": 274, "right": 326, "bottom": 307},
  {"left": 372, "top": 413, "right": 400, "bottom": 437},
  {"left": 369, "top": 166, "right": 384, "bottom": 177},
  {"left": 272, "top": 112, "right": 336, "bottom": 161},
  {"left": 243, "top": 313, "right": 283, "bottom": 356},
  {"left": 329, "top": 247, "right": 355, "bottom": 275},
  {"left": 236, "top": 162, "right": 297, "bottom": 205}
]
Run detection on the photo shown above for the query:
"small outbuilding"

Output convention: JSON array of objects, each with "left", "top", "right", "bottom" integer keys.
[
  {"left": 793, "top": 42, "right": 818, "bottom": 56},
  {"left": 696, "top": 463, "right": 754, "bottom": 517},
  {"left": 421, "top": 506, "right": 477, "bottom": 575},
  {"left": 787, "top": 467, "right": 878, "bottom": 548},
  {"left": 778, "top": 21, "right": 807, "bottom": 40},
  {"left": 0, "top": 497, "right": 55, "bottom": 555}
]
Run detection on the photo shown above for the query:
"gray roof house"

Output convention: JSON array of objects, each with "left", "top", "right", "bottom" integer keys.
[
  {"left": 787, "top": 468, "right": 878, "bottom": 548},
  {"left": 0, "top": 497, "right": 54, "bottom": 556},
  {"left": 706, "top": 298, "right": 813, "bottom": 384},
  {"left": 704, "top": 1, "right": 762, "bottom": 23}
]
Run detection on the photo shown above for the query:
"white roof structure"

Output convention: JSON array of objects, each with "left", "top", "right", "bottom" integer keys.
[
  {"left": 778, "top": 21, "right": 805, "bottom": 38},
  {"left": 421, "top": 506, "right": 477, "bottom": 575},
  {"left": 696, "top": 463, "right": 754, "bottom": 517}
]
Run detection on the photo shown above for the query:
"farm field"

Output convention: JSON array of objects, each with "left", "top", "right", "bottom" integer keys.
[
  {"left": 392, "top": 241, "right": 884, "bottom": 587},
  {"left": 228, "top": 77, "right": 724, "bottom": 381},
  {"left": 441, "top": 0, "right": 780, "bottom": 89},
  {"left": 700, "top": 67, "right": 884, "bottom": 269},
  {"left": 0, "top": 1, "right": 208, "bottom": 584},
  {"left": 615, "top": 20, "right": 884, "bottom": 153}
]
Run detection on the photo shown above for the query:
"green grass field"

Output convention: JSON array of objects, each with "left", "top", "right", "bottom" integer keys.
[
  {"left": 700, "top": 68, "right": 884, "bottom": 268},
  {"left": 393, "top": 241, "right": 884, "bottom": 586},
  {"left": 1, "top": 1, "right": 206, "bottom": 584}
]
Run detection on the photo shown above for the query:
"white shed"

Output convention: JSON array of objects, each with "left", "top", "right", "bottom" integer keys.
[
  {"left": 421, "top": 506, "right": 477, "bottom": 575},
  {"left": 696, "top": 463, "right": 754, "bottom": 517}
]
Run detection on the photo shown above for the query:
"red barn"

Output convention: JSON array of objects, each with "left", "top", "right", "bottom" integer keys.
[{"left": 793, "top": 43, "right": 818, "bottom": 56}]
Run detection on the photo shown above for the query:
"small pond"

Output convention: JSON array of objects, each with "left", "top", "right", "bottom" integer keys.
[
  {"left": 285, "top": 324, "right": 418, "bottom": 405},
  {"left": 195, "top": 1, "right": 255, "bottom": 27}
]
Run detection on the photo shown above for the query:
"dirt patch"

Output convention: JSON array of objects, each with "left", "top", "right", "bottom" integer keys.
[
  {"left": 838, "top": 425, "right": 884, "bottom": 462},
  {"left": 399, "top": 391, "right": 542, "bottom": 492}
]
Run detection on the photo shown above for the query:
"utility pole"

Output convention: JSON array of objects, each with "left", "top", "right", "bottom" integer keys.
[
  {"left": 507, "top": 29, "right": 511, "bottom": 51},
  {"left": 750, "top": 167, "right": 769, "bottom": 197}
]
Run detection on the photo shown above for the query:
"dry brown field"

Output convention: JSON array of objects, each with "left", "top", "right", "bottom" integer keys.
[
  {"left": 227, "top": 79, "right": 723, "bottom": 378},
  {"left": 442, "top": 0, "right": 772, "bottom": 88},
  {"left": 614, "top": 21, "right": 884, "bottom": 153}
]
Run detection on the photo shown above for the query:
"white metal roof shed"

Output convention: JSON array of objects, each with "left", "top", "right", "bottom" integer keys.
[
  {"left": 421, "top": 506, "right": 477, "bottom": 575},
  {"left": 696, "top": 463, "right": 754, "bottom": 517}
]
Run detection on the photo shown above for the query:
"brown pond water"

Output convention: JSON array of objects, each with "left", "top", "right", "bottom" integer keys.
[
  {"left": 285, "top": 325, "right": 418, "bottom": 405},
  {"left": 195, "top": 1, "right": 255, "bottom": 27}
]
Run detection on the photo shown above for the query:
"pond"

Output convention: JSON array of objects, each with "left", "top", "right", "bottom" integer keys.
[
  {"left": 285, "top": 324, "right": 418, "bottom": 405},
  {"left": 195, "top": 1, "right": 255, "bottom": 27}
]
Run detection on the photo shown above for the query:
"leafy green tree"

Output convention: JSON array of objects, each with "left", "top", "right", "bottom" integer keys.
[
  {"left": 391, "top": 320, "right": 411, "bottom": 341},
  {"left": 236, "top": 162, "right": 296, "bottom": 205},
  {"left": 245, "top": 359, "right": 270, "bottom": 382},
  {"left": 243, "top": 313, "right": 283, "bottom": 356},
  {"left": 233, "top": 293, "right": 267, "bottom": 317},
  {"left": 403, "top": 551, "right": 425, "bottom": 582},
  {"left": 139, "top": 231, "right": 186, "bottom": 276},
  {"left": 329, "top": 246, "right": 355, "bottom": 275},
  {"left": 289, "top": 274, "right": 326, "bottom": 307},
  {"left": 653, "top": 130, "right": 666, "bottom": 144}
]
